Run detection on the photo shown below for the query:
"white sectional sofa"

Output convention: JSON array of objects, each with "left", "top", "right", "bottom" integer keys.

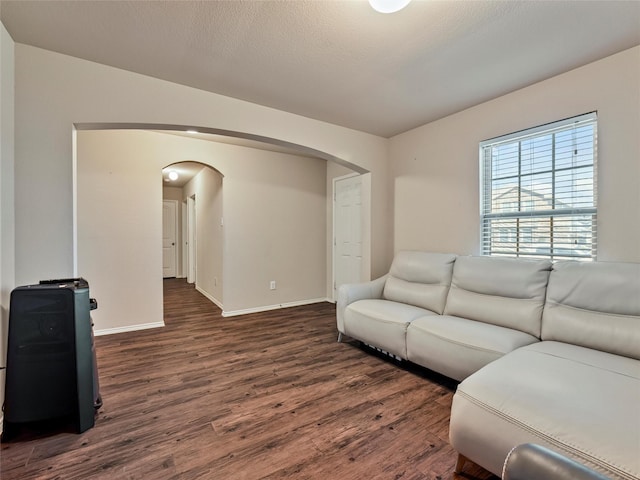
[{"left": 337, "top": 251, "right": 640, "bottom": 480}]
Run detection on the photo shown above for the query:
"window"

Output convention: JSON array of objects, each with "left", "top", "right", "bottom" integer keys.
[{"left": 480, "top": 112, "right": 597, "bottom": 261}]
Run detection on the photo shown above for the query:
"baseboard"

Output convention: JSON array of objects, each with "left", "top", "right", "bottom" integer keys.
[
  {"left": 195, "top": 286, "right": 223, "bottom": 311},
  {"left": 94, "top": 322, "right": 165, "bottom": 336},
  {"left": 222, "top": 297, "right": 330, "bottom": 317}
]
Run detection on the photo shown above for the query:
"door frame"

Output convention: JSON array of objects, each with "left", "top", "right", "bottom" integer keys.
[
  {"left": 187, "top": 195, "right": 196, "bottom": 284},
  {"left": 329, "top": 172, "right": 371, "bottom": 302},
  {"left": 162, "top": 199, "right": 179, "bottom": 278},
  {"left": 181, "top": 201, "right": 187, "bottom": 278}
]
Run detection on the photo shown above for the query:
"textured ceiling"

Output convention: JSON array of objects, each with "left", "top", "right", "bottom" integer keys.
[{"left": 1, "top": 0, "right": 639, "bottom": 137}]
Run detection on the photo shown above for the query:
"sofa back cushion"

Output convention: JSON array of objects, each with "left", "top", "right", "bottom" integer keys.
[
  {"left": 382, "top": 251, "right": 456, "bottom": 314},
  {"left": 444, "top": 256, "right": 552, "bottom": 337},
  {"left": 542, "top": 260, "right": 640, "bottom": 359}
]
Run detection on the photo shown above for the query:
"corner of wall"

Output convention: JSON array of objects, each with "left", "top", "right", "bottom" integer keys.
[{"left": 0, "top": 20, "right": 17, "bottom": 435}]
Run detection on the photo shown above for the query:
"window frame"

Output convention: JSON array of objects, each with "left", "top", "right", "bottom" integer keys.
[{"left": 479, "top": 112, "right": 598, "bottom": 261}]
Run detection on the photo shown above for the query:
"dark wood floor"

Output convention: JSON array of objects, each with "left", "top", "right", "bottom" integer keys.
[{"left": 1, "top": 279, "right": 497, "bottom": 480}]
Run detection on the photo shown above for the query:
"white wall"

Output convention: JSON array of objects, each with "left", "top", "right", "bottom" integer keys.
[
  {"left": 0, "top": 21, "right": 16, "bottom": 431},
  {"left": 77, "top": 131, "right": 165, "bottom": 334},
  {"left": 390, "top": 46, "right": 640, "bottom": 262},
  {"left": 14, "top": 44, "right": 391, "bottom": 291},
  {"left": 182, "top": 167, "right": 223, "bottom": 308},
  {"left": 78, "top": 130, "right": 328, "bottom": 332},
  {"left": 217, "top": 144, "right": 327, "bottom": 314}
]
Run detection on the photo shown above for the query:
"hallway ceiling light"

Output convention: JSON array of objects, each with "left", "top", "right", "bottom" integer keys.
[
  {"left": 368, "top": 0, "right": 411, "bottom": 14},
  {"left": 168, "top": 171, "right": 179, "bottom": 181}
]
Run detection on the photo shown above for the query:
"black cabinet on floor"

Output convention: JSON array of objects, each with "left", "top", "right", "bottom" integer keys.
[{"left": 2, "top": 278, "right": 100, "bottom": 440}]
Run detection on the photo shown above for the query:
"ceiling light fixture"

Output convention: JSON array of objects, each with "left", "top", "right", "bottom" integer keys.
[
  {"left": 368, "top": 0, "right": 411, "bottom": 13},
  {"left": 168, "top": 171, "right": 179, "bottom": 181},
  {"left": 186, "top": 129, "right": 198, "bottom": 134}
]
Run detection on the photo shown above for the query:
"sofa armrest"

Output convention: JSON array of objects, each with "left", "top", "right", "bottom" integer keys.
[
  {"left": 336, "top": 275, "right": 387, "bottom": 334},
  {"left": 502, "top": 444, "right": 611, "bottom": 480}
]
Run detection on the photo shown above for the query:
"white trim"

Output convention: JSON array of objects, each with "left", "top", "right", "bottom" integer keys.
[
  {"left": 187, "top": 195, "right": 196, "bottom": 284},
  {"left": 222, "top": 298, "right": 330, "bottom": 317},
  {"left": 196, "top": 285, "right": 223, "bottom": 311},
  {"left": 163, "top": 199, "right": 179, "bottom": 278},
  {"left": 181, "top": 201, "right": 187, "bottom": 278},
  {"left": 72, "top": 126, "right": 78, "bottom": 276},
  {"left": 480, "top": 111, "right": 597, "bottom": 147},
  {"left": 94, "top": 322, "right": 165, "bottom": 336}
]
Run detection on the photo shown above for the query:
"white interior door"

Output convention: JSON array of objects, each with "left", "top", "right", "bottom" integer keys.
[
  {"left": 162, "top": 200, "right": 178, "bottom": 278},
  {"left": 334, "top": 175, "right": 363, "bottom": 299}
]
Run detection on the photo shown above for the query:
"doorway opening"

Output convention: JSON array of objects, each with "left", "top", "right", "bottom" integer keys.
[{"left": 162, "top": 161, "right": 224, "bottom": 310}]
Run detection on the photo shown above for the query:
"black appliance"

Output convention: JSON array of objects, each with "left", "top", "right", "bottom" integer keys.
[{"left": 2, "top": 278, "right": 101, "bottom": 440}]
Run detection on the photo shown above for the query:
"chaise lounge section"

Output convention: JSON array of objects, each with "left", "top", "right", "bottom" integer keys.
[{"left": 450, "top": 260, "right": 640, "bottom": 480}]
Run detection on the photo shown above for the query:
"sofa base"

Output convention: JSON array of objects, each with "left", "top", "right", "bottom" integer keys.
[{"left": 454, "top": 453, "right": 470, "bottom": 474}]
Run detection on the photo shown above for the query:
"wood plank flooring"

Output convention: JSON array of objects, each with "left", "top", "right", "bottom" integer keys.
[{"left": 1, "top": 279, "right": 497, "bottom": 480}]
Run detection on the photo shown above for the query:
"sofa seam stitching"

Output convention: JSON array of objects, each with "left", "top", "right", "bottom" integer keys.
[
  {"left": 447, "top": 284, "right": 547, "bottom": 302},
  {"left": 544, "top": 300, "right": 640, "bottom": 319},
  {"left": 521, "top": 346, "right": 640, "bottom": 380},
  {"left": 412, "top": 328, "right": 507, "bottom": 356}
]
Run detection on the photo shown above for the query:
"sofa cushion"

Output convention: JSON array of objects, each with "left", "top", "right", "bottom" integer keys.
[
  {"left": 542, "top": 260, "right": 640, "bottom": 360},
  {"left": 382, "top": 251, "right": 456, "bottom": 314},
  {"left": 450, "top": 341, "right": 640, "bottom": 480},
  {"left": 444, "top": 256, "right": 552, "bottom": 337},
  {"left": 406, "top": 315, "right": 539, "bottom": 381},
  {"left": 344, "top": 299, "right": 437, "bottom": 359}
]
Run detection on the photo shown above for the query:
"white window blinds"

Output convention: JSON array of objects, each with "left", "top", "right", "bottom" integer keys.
[{"left": 480, "top": 112, "right": 597, "bottom": 261}]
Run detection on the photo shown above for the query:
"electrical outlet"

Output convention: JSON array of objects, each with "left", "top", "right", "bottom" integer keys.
[{"left": 270, "top": 281, "right": 276, "bottom": 290}]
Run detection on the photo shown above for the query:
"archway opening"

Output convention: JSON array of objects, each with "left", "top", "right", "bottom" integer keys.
[
  {"left": 74, "top": 125, "right": 368, "bottom": 335},
  {"left": 162, "top": 161, "right": 224, "bottom": 312}
]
